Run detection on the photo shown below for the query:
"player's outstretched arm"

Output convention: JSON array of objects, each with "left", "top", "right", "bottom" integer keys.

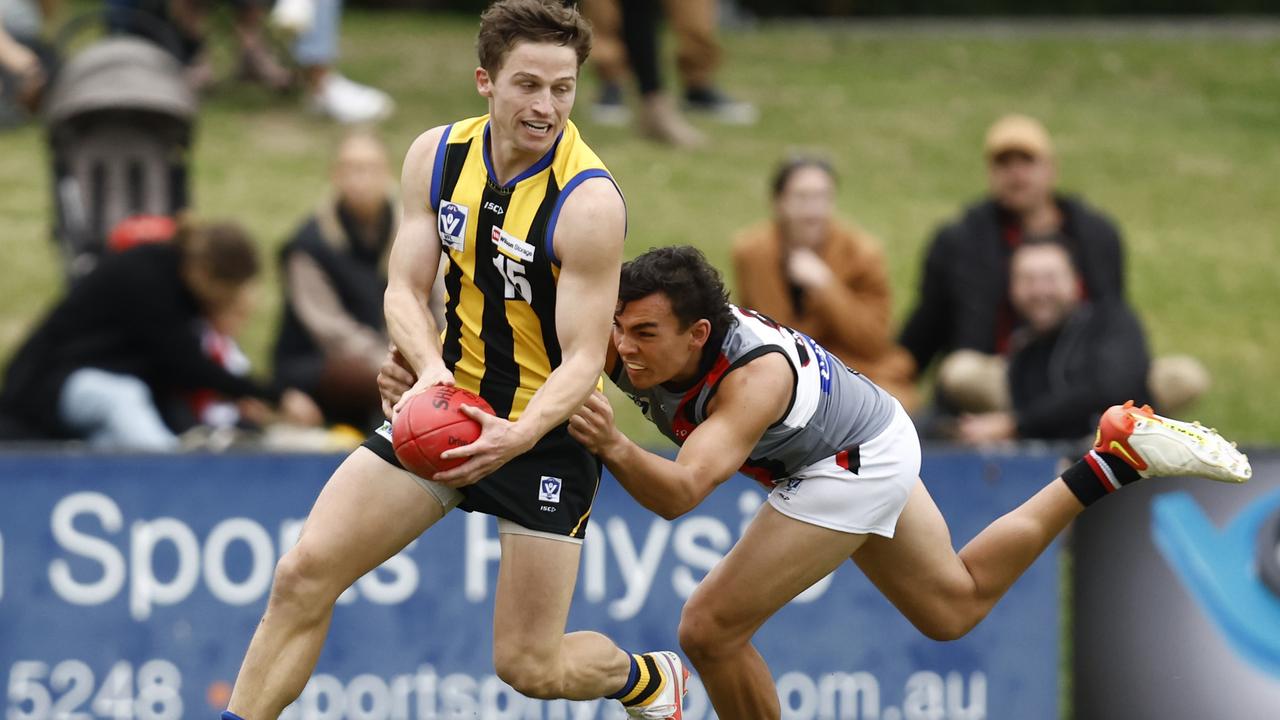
[
  {"left": 385, "top": 126, "right": 453, "bottom": 411},
  {"left": 571, "top": 353, "right": 794, "bottom": 519}
]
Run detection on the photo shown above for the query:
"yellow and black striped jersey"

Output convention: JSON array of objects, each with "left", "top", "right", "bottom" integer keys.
[{"left": 429, "top": 115, "right": 619, "bottom": 420}]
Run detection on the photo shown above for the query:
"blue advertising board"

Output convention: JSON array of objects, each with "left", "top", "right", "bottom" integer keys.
[
  {"left": 0, "top": 450, "right": 1061, "bottom": 719},
  {"left": 1073, "top": 451, "right": 1280, "bottom": 719}
]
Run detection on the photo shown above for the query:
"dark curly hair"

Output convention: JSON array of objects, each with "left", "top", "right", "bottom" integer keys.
[{"left": 618, "top": 246, "right": 735, "bottom": 336}]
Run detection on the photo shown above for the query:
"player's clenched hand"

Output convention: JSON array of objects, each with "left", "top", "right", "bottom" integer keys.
[
  {"left": 431, "top": 407, "right": 537, "bottom": 488},
  {"left": 568, "top": 391, "right": 621, "bottom": 457},
  {"left": 378, "top": 346, "right": 417, "bottom": 419}
]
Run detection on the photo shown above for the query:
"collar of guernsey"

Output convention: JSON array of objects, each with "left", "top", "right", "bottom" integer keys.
[{"left": 427, "top": 114, "right": 622, "bottom": 421}]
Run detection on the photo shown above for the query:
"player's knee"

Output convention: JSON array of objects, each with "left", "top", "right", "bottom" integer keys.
[
  {"left": 492, "top": 653, "right": 562, "bottom": 700},
  {"left": 677, "top": 600, "right": 739, "bottom": 663},
  {"left": 270, "top": 546, "right": 340, "bottom": 616}
]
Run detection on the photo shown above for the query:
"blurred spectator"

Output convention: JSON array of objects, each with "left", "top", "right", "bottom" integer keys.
[
  {"left": 586, "top": 0, "right": 699, "bottom": 146},
  {"left": 901, "top": 113, "right": 1208, "bottom": 425},
  {"left": 0, "top": 221, "right": 321, "bottom": 449},
  {"left": 584, "top": 0, "right": 755, "bottom": 126},
  {"left": 272, "top": 131, "right": 433, "bottom": 428},
  {"left": 0, "top": 0, "right": 56, "bottom": 124},
  {"left": 579, "top": 0, "right": 629, "bottom": 124},
  {"left": 176, "top": 287, "right": 259, "bottom": 431},
  {"left": 108, "top": 0, "right": 391, "bottom": 122},
  {"left": 582, "top": 0, "right": 755, "bottom": 145},
  {"left": 107, "top": 0, "right": 293, "bottom": 93},
  {"left": 732, "top": 156, "right": 918, "bottom": 410},
  {"left": 280, "top": 0, "right": 393, "bottom": 123},
  {"left": 954, "top": 237, "right": 1152, "bottom": 445},
  {"left": 901, "top": 114, "right": 1124, "bottom": 372}
]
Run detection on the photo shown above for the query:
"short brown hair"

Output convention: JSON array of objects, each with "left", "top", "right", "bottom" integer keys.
[
  {"left": 176, "top": 221, "right": 260, "bottom": 285},
  {"left": 477, "top": 0, "right": 592, "bottom": 76}
]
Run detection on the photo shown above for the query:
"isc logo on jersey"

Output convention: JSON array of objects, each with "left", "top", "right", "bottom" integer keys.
[{"left": 439, "top": 201, "right": 468, "bottom": 251}]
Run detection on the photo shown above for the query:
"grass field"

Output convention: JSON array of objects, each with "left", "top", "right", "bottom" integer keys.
[{"left": 1, "top": 13, "right": 1277, "bottom": 446}]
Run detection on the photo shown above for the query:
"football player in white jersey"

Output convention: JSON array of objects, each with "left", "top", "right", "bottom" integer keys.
[{"left": 382, "top": 245, "right": 1250, "bottom": 720}]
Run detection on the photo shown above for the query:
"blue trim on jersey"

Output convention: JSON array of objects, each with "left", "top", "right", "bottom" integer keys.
[
  {"left": 429, "top": 123, "right": 453, "bottom": 212},
  {"left": 481, "top": 122, "right": 563, "bottom": 190},
  {"left": 545, "top": 169, "right": 622, "bottom": 266}
]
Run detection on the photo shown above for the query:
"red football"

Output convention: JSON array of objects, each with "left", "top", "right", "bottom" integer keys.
[{"left": 392, "top": 385, "right": 495, "bottom": 477}]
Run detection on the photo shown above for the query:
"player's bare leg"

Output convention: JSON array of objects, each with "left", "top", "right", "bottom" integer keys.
[
  {"left": 677, "top": 504, "right": 870, "bottom": 720},
  {"left": 226, "top": 448, "right": 450, "bottom": 719},
  {"left": 490, "top": 531, "right": 637, "bottom": 699},
  {"left": 855, "top": 402, "right": 1251, "bottom": 640},
  {"left": 853, "top": 478, "right": 1079, "bottom": 640}
]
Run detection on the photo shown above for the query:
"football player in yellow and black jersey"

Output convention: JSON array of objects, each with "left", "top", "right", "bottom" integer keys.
[{"left": 222, "top": 2, "right": 688, "bottom": 720}]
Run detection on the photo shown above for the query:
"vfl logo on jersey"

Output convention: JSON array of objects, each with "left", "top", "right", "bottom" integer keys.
[
  {"left": 539, "top": 476, "right": 563, "bottom": 503},
  {"left": 492, "top": 227, "right": 536, "bottom": 263},
  {"left": 438, "top": 201, "right": 469, "bottom": 251}
]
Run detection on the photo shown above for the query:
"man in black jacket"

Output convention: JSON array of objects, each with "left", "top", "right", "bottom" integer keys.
[
  {"left": 900, "top": 114, "right": 1125, "bottom": 376},
  {"left": 954, "top": 238, "right": 1151, "bottom": 444},
  {"left": 902, "top": 114, "right": 1208, "bottom": 428},
  {"left": 0, "top": 221, "right": 320, "bottom": 448}
]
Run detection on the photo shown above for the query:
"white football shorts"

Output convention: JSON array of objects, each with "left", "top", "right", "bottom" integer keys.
[{"left": 766, "top": 399, "right": 921, "bottom": 537}]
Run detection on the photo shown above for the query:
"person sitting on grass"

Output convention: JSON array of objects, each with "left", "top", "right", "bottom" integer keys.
[{"left": 0, "top": 220, "right": 321, "bottom": 449}]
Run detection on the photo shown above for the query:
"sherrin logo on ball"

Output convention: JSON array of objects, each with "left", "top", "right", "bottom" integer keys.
[{"left": 392, "top": 385, "right": 495, "bottom": 477}]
